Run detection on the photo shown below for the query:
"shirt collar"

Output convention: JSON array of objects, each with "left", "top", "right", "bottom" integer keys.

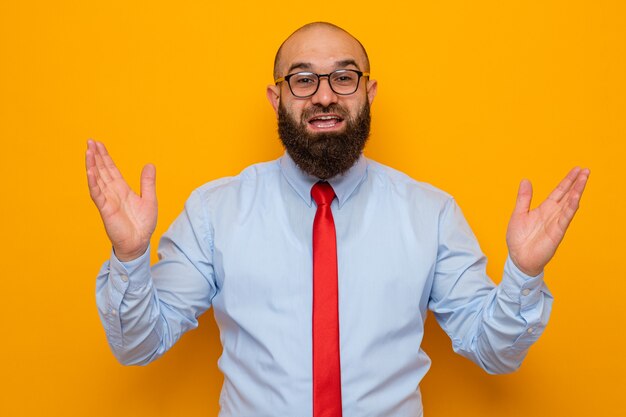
[{"left": 279, "top": 152, "right": 368, "bottom": 208}]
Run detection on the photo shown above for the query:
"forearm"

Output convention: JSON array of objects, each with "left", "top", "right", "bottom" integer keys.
[
  {"left": 452, "top": 256, "right": 553, "bottom": 374},
  {"left": 95, "top": 190, "right": 217, "bottom": 365},
  {"left": 95, "top": 248, "right": 180, "bottom": 365}
]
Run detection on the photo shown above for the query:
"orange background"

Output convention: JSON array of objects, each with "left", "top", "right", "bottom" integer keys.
[{"left": 1, "top": 1, "right": 624, "bottom": 416}]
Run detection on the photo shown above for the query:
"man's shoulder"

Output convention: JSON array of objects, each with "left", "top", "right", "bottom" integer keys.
[
  {"left": 192, "top": 159, "right": 281, "bottom": 197},
  {"left": 365, "top": 158, "right": 452, "bottom": 203}
]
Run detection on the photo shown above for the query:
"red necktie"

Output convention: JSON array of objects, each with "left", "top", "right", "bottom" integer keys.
[{"left": 311, "top": 182, "right": 342, "bottom": 417}]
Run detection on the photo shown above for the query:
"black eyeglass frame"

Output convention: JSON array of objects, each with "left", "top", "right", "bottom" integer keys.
[{"left": 274, "top": 69, "right": 370, "bottom": 98}]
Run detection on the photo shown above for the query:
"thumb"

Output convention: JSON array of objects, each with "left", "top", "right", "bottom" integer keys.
[
  {"left": 140, "top": 163, "right": 157, "bottom": 202},
  {"left": 513, "top": 179, "right": 533, "bottom": 215}
]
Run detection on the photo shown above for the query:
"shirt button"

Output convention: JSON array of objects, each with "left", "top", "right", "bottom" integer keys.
[
  {"left": 120, "top": 274, "right": 129, "bottom": 282},
  {"left": 111, "top": 309, "right": 117, "bottom": 316},
  {"left": 527, "top": 327, "right": 535, "bottom": 334},
  {"left": 521, "top": 288, "right": 531, "bottom": 296}
]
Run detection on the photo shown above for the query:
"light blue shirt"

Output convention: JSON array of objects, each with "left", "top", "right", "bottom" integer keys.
[{"left": 96, "top": 153, "right": 552, "bottom": 417}]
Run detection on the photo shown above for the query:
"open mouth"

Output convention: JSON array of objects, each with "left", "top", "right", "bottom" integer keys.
[{"left": 307, "top": 114, "right": 345, "bottom": 130}]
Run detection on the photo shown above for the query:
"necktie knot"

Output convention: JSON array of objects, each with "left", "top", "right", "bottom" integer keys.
[{"left": 311, "top": 182, "right": 336, "bottom": 206}]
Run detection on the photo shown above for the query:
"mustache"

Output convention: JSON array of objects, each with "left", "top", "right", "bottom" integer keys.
[{"left": 301, "top": 104, "right": 349, "bottom": 121}]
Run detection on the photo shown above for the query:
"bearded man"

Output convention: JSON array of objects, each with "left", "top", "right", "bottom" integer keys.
[{"left": 86, "top": 22, "right": 589, "bottom": 417}]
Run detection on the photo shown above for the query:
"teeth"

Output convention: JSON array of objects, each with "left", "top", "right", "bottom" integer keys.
[{"left": 312, "top": 116, "right": 339, "bottom": 121}]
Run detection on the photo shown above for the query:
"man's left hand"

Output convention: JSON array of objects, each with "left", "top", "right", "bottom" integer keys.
[{"left": 506, "top": 167, "right": 590, "bottom": 276}]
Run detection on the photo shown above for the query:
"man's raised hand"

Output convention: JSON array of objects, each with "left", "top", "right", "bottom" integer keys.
[
  {"left": 86, "top": 140, "right": 157, "bottom": 261},
  {"left": 506, "top": 167, "right": 590, "bottom": 277}
]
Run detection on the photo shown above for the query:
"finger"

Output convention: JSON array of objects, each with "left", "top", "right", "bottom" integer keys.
[
  {"left": 93, "top": 142, "right": 113, "bottom": 183},
  {"left": 86, "top": 150, "right": 95, "bottom": 174},
  {"left": 86, "top": 139, "right": 96, "bottom": 169},
  {"left": 86, "top": 142, "right": 104, "bottom": 200},
  {"left": 513, "top": 179, "right": 533, "bottom": 215},
  {"left": 85, "top": 140, "right": 101, "bottom": 177},
  {"left": 87, "top": 146, "right": 117, "bottom": 210},
  {"left": 87, "top": 153, "right": 107, "bottom": 199},
  {"left": 140, "top": 163, "right": 157, "bottom": 202},
  {"left": 547, "top": 167, "right": 581, "bottom": 203},
  {"left": 556, "top": 169, "right": 590, "bottom": 231},
  {"left": 86, "top": 149, "right": 98, "bottom": 190},
  {"left": 563, "top": 169, "right": 590, "bottom": 216},
  {"left": 87, "top": 169, "right": 107, "bottom": 208},
  {"left": 577, "top": 168, "right": 590, "bottom": 192},
  {"left": 96, "top": 141, "right": 123, "bottom": 181}
]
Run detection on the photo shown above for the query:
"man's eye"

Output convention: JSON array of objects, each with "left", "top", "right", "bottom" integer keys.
[
  {"left": 295, "top": 77, "right": 315, "bottom": 84},
  {"left": 333, "top": 74, "right": 356, "bottom": 84}
]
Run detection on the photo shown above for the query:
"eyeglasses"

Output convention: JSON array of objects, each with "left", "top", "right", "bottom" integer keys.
[{"left": 275, "top": 69, "right": 370, "bottom": 98}]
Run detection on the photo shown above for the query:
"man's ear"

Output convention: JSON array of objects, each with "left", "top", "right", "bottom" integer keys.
[
  {"left": 267, "top": 85, "right": 281, "bottom": 117},
  {"left": 366, "top": 79, "right": 378, "bottom": 106}
]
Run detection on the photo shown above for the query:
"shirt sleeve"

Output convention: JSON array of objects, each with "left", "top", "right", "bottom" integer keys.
[
  {"left": 428, "top": 197, "right": 553, "bottom": 374},
  {"left": 95, "top": 189, "right": 217, "bottom": 365}
]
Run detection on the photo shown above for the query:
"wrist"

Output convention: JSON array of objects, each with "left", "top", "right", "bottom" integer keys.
[
  {"left": 113, "top": 245, "right": 148, "bottom": 262},
  {"left": 510, "top": 257, "right": 543, "bottom": 277}
]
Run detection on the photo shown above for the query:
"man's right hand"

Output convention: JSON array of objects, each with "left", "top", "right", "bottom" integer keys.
[{"left": 86, "top": 140, "right": 157, "bottom": 262}]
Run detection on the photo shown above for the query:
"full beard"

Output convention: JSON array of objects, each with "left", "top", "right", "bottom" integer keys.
[{"left": 278, "top": 101, "right": 371, "bottom": 180}]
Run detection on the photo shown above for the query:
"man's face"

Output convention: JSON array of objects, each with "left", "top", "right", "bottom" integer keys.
[{"left": 267, "top": 26, "right": 377, "bottom": 179}]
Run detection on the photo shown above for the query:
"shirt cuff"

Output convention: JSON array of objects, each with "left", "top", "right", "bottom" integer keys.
[
  {"left": 500, "top": 256, "right": 548, "bottom": 309},
  {"left": 109, "top": 245, "right": 152, "bottom": 291}
]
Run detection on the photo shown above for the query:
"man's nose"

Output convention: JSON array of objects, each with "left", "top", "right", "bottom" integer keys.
[{"left": 310, "top": 77, "right": 338, "bottom": 107}]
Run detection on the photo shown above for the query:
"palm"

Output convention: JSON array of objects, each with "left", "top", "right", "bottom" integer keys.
[
  {"left": 86, "top": 140, "right": 157, "bottom": 261},
  {"left": 506, "top": 167, "right": 589, "bottom": 276}
]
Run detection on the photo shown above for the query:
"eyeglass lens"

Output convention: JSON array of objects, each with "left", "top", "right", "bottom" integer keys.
[{"left": 288, "top": 70, "right": 361, "bottom": 97}]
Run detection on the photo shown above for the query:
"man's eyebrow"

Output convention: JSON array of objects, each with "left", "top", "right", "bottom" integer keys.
[
  {"left": 335, "top": 59, "right": 360, "bottom": 70},
  {"left": 287, "top": 62, "right": 313, "bottom": 74},
  {"left": 286, "top": 59, "right": 361, "bottom": 75}
]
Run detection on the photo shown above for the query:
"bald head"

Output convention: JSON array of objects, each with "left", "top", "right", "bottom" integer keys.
[{"left": 273, "top": 22, "right": 370, "bottom": 80}]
